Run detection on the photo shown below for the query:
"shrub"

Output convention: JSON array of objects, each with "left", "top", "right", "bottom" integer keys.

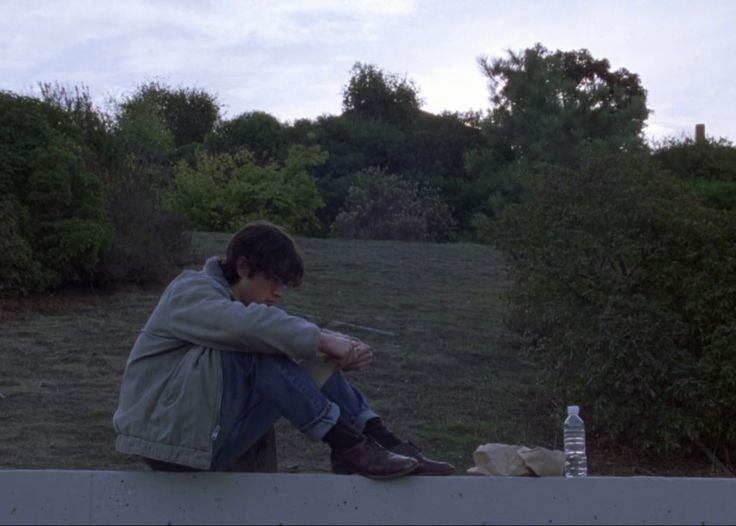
[
  {"left": 118, "top": 81, "right": 220, "bottom": 151},
  {"left": 330, "top": 170, "right": 457, "bottom": 241},
  {"left": 205, "top": 111, "right": 287, "bottom": 164},
  {"left": 687, "top": 179, "right": 736, "bottom": 211},
  {"left": 167, "top": 145, "right": 325, "bottom": 234},
  {"left": 653, "top": 137, "right": 736, "bottom": 211},
  {"left": 0, "top": 195, "right": 40, "bottom": 294},
  {"left": 494, "top": 150, "right": 736, "bottom": 458},
  {"left": 38, "top": 83, "right": 190, "bottom": 286},
  {"left": 96, "top": 163, "right": 191, "bottom": 285},
  {"left": 0, "top": 92, "right": 112, "bottom": 293},
  {"left": 653, "top": 136, "right": 736, "bottom": 182}
]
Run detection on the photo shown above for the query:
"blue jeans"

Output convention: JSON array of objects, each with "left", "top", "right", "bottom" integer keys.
[{"left": 211, "top": 351, "right": 378, "bottom": 471}]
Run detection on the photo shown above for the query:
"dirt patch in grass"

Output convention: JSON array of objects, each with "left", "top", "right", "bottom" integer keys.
[{"left": 0, "top": 232, "right": 721, "bottom": 476}]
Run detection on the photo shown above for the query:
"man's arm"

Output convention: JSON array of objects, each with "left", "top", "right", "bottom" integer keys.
[{"left": 164, "top": 276, "right": 320, "bottom": 359}]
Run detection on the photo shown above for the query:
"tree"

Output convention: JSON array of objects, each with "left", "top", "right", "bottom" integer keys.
[
  {"left": 303, "top": 110, "right": 481, "bottom": 234},
  {"left": 39, "top": 82, "right": 116, "bottom": 168},
  {"left": 206, "top": 111, "right": 287, "bottom": 164},
  {"left": 399, "top": 111, "right": 483, "bottom": 180},
  {"left": 342, "top": 63, "right": 422, "bottom": 126},
  {"left": 115, "top": 88, "right": 175, "bottom": 171},
  {"left": 401, "top": 111, "right": 485, "bottom": 225},
  {"left": 118, "top": 82, "right": 220, "bottom": 151},
  {"left": 478, "top": 43, "right": 650, "bottom": 165}
]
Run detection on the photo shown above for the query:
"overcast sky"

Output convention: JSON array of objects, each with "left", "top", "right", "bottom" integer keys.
[{"left": 2, "top": 0, "right": 735, "bottom": 142}]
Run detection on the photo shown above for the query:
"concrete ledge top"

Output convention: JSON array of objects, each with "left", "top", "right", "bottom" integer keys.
[{"left": 2, "top": 470, "right": 735, "bottom": 525}]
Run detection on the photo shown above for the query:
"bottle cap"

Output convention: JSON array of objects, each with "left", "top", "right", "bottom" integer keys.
[{"left": 567, "top": 405, "right": 580, "bottom": 415}]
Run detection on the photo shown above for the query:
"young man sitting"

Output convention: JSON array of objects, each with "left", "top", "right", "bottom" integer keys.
[{"left": 113, "top": 220, "right": 454, "bottom": 478}]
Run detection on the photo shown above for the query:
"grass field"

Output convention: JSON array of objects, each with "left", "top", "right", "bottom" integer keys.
[{"left": 0, "top": 233, "right": 718, "bottom": 476}]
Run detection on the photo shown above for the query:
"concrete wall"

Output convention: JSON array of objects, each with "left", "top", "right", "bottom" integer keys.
[{"left": 1, "top": 470, "right": 735, "bottom": 525}]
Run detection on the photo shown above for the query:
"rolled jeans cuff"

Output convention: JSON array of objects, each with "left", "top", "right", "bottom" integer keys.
[{"left": 300, "top": 399, "right": 340, "bottom": 441}]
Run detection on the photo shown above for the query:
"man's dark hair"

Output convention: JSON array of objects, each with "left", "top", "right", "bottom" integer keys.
[{"left": 220, "top": 220, "right": 304, "bottom": 287}]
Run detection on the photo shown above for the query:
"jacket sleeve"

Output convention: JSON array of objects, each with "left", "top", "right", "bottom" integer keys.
[{"left": 165, "top": 274, "right": 320, "bottom": 359}]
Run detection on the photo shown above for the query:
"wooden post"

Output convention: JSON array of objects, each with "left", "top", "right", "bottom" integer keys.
[{"left": 695, "top": 123, "right": 706, "bottom": 143}]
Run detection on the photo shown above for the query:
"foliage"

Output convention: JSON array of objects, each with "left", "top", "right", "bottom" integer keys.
[
  {"left": 653, "top": 136, "right": 736, "bottom": 211},
  {"left": 330, "top": 170, "right": 457, "bottom": 242},
  {"left": 304, "top": 114, "right": 405, "bottom": 180},
  {"left": 653, "top": 136, "right": 736, "bottom": 181},
  {"left": 0, "top": 195, "right": 37, "bottom": 293},
  {"left": 97, "top": 159, "right": 191, "bottom": 285},
  {"left": 478, "top": 43, "right": 650, "bottom": 166},
  {"left": 206, "top": 111, "right": 287, "bottom": 164},
  {"left": 39, "top": 82, "right": 117, "bottom": 167},
  {"left": 293, "top": 108, "right": 481, "bottom": 233},
  {"left": 459, "top": 150, "right": 526, "bottom": 239},
  {"left": 463, "top": 43, "right": 652, "bottom": 240},
  {"left": 167, "top": 146, "right": 326, "bottom": 234},
  {"left": 114, "top": 81, "right": 218, "bottom": 177},
  {"left": 118, "top": 81, "right": 220, "bottom": 150},
  {"left": 0, "top": 92, "right": 113, "bottom": 293},
  {"left": 493, "top": 149, "right": 736, "bottom": 457},
  {"left": 403, "top": 111, "right": 484, "bottom": 181},
  {"left": 342, "top": 62, "right": 422, "bottom": 126},
  {"left": 115, "top": 89, "right": 176, "bottom": 170},
  {"left": 685, "top": 179, "right": 736, "bottom": 211},
  {"left": 315, "top": 171, "right": 371, "bottom": 235},
  {"left": 39, "top": 83, "right": 192, "bottom": 286}
]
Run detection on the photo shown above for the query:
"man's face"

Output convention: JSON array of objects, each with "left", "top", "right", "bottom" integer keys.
[{"left": 230, "top": 270, "right": 285, "bottom": 306}]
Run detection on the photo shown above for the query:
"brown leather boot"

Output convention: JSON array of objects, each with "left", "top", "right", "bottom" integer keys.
[
  {"left": 331, "top": 438, "right": 419, "bottom": 479},
  {"left": 389, "top": 441, "right": 456, "bottom": 476}
]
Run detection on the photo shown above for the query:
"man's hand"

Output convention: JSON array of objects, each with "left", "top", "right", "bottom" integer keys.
[
  {"left": 319, "top": 331, "right": 374, "bottom": 371},
  {"left": 341, "top": 339, "right": 373, "bottom": 371}
]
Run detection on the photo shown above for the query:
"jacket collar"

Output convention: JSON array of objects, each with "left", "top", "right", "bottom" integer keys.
[{"left": 203, "top": 256, "right": 235, "bottom": 299}]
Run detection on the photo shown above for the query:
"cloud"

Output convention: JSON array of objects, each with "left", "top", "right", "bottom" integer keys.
[{"left": 1, "top": 0, "right": 735, "bottom": 140}]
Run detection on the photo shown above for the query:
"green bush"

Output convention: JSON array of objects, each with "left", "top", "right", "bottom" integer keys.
[
  {"left": 653, "top": 136, "right": 736, "bottom": 182},
  {"left": 97, "top": 163, "right": 191, "bottom": 285},
  {"left": 38, "top": 83, "right": 190, "bottom": 286},
  {"left": 117, "top": 81, "right": 220, "bottom": 151},
  {"left": 686, "top": 179, "right": 736, "bottom": 211},
  {"left": 206, "top": 111, "right": 287, "bottom": 164},
  {"left": 494, "top": 150, "right": 736, "bottom": 458},
  {"left": 330, "top": 170, "right": 457, "bottom": 242},
  {"left": 0, "top": 195, "right": 40, "bottom": 293},
  {"left": 167, "top": 145, "right": 325, "bottom": 234},
  {"left": 653, "top": 137, "right": 736, "bottom": 211},
  {"left": 0, "top": 92, "right": 112, "bottom": 293}
]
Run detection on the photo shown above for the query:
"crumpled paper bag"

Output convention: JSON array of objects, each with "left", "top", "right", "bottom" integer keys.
[{"left": 467, "top": 443, "right": 565, "bottom": 477}]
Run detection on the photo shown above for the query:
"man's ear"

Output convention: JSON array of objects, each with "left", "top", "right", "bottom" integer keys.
[{"left": 235, "top": 256, "right": 250, "bottom": 279}]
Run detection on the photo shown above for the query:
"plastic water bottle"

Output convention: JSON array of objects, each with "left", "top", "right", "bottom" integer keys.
[{"left": 564, "top": 405, "right": 587, "bottom": 477}]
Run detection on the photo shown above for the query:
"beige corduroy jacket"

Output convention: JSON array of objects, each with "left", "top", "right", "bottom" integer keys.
[{"left": 113, "top": 256, "right": 331, "bottom": 470}]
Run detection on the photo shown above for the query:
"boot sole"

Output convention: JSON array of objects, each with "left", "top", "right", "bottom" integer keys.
[
  {"left": 332, "top": 461, "right": 419, "bottom": 480},
  {"left": 413, "top": 468, "right": 456, "bottom": 476}
]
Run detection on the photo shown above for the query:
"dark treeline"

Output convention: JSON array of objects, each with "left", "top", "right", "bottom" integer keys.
[{"left": 2, "top": 43, "right": 736, "bottom": 462}]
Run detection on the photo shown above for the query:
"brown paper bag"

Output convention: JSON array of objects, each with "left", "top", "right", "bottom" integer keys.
[{"left": 467, "top": 443, "right": 564, "bottom": 477}]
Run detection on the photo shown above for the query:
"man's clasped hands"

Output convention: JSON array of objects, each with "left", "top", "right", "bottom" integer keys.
[{"left": 318, "top": 330, "right": 374, "bottom": 371}]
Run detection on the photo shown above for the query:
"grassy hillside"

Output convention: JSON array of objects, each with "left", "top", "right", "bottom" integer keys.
[
  {"left": 191, "top": 233, "right": 550, "bottom": 474},
  {"left": 0, "top": 233, "right": 716, "bottom": 475}
]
